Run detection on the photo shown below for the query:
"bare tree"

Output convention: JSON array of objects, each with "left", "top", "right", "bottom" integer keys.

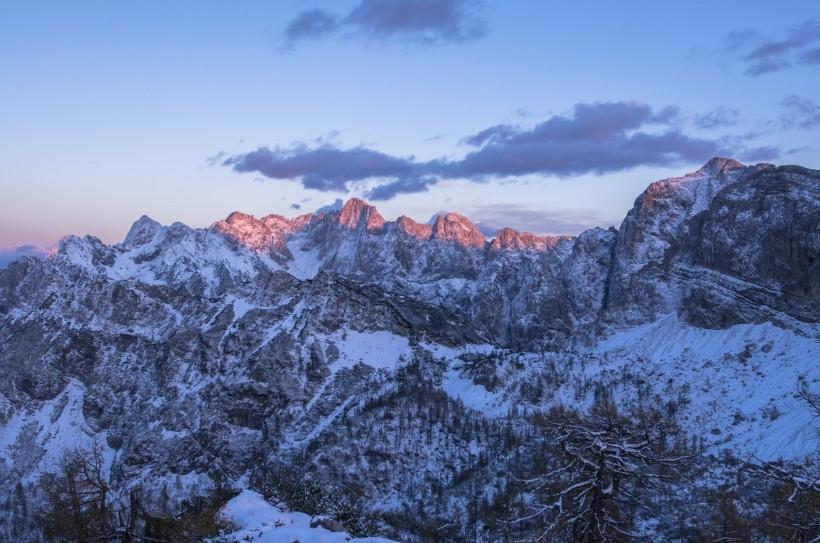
[
  {"left": 746, "top": 460, "right": 820, "bottom": 500},
  {"left": 514, "top": 402, "right": 687, "bottom": 542},
  {"left": 37, "top": 444, "right": 230, "bottom": 542},
  {"left": 38, "top": 443, "right": 123, "bottom": 542}
]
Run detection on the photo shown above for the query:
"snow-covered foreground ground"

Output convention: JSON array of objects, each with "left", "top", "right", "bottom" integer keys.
[{"left": 217, "top": 490, "right": 397, "bottom": 543}]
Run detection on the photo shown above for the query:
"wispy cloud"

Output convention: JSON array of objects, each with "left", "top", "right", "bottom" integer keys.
[
  {"left": 282, "top": 0, "right": 486, "bottom": 49},
  {"left": 220, "top": 100, "right": 779, "bottom": 200},
  {"left": 722, "top": 20, "right": 820, "bottom": 76},
  {"left": 780, "top": 95, "right": 820, "bottom": 129},
  {"left": 694, "top": 107, "right": 740, "bottom": 129},
  {"left": 0, "top": 245, "right": 46, "bottom": 268}
]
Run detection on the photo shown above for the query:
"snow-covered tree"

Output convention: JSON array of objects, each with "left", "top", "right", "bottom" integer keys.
[{"left": 515, "top": 402, "right": 687, "bottom": 542}]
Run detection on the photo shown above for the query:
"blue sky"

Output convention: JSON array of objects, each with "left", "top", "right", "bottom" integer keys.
[{"left": 1, "top": 1, "right": 818, "bottom": 250}]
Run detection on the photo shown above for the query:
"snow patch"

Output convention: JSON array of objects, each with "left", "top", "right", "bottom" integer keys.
[
  {"left": 328, "top": 330, "right": 412, "bottom": 372},
  {"left": 0, "top": 379, "right": 115, "bottom": 482},
  {"left": 286, "top": 239, "right": 324, "bottom": 280},
  {"left": 218, "top": 490, "right": 397, "bottom": 543}
]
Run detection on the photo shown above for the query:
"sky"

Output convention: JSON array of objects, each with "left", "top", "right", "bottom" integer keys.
[{"left": 1, "top": 1, "right": 818, "bottom": 255}]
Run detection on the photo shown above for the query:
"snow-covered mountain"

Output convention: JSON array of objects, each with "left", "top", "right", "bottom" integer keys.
[{"left": 0, "top": 157, "right": 818, "bottom": 540}]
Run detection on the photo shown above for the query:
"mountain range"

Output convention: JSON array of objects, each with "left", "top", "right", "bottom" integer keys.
[{"left": 1, "top": 157, "right": 818, "bottom": 541}]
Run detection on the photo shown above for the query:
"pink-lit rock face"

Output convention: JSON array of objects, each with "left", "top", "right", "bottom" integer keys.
[
  {"left": 431, "top": 212, "right": 486, "bottom": 248},
  {"left": 212, "top": 211, "right": 298, "bottom": 257},
  {"left": 337, "top": 198, "right": 385, "bottom": 231},
  {"left": 489, "top": 227, "right": 572, "bottom": 252},
  {"left": 210, "top": 198, "right": 573, "bottom": 257},
  {"left": 396, "top": 215, "right": 432, "bottom": 240},
  {"left": 286, "top": 212, "right": 314, "bottom": 230}
]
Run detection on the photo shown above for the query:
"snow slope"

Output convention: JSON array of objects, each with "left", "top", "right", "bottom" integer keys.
[
  {"left": 0, "top": 379, "right": 117, "bottom": 483},
  {"left": 590, "top": 314, "right": 820, "bottom": 461}
]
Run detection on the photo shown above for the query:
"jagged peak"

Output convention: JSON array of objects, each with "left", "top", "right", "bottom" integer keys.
[
  {"left": 698, "top": 157, "right": 745, "bottom": 176},
  {"left": 431, "top": 212, "right": 485, "bottom": 248},
  {"left": 221, "top": 211, "right": 309, "bottom": 234},
  {"left": 396, "top": 215, "right": 432, "bottom": 240},
  {"left": 261, "top": 213, "right": 300, "bottom": 231},
  {"left": 123, "top": 215, "right": 162, "bottom": 248},
  {"left": 55, "top": 234, "right": 111, "bottom": 270},
  {"left": 260, "top": 212, "right": 288, "bottom": 223},
  {"left": 573, "top": 226, "right": 617, "bottom": 248},
  {"left": 337, "top": 198, "right": 385, "bottom": 231},
  {"left": 426, "top": 210, "right": 465, "bottom": 226},
  {"left": 635, "top": 157, "right": 748, "bottom": 214},
  {"left": 212, "top": 211, "right": 298, "bottom": 256},
  {"left": 289, "top": 213, "right": 315, "bottom": 229},
  {"left": 225, "top": 211, "right": 258, "bottom": 224},
  {"left": 490, "top": 227, "right": 572, "bottom": 252},
  {"left": 57, "top": 234, "right": 88, "bottom": 250},
  {"left": 215, "top": 212, "right": 265, "bottom": 234}
]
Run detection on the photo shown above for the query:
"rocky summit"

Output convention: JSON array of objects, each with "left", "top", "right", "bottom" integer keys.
[{"left": 1, "top": 158, "right": 819, "bottom": 541}]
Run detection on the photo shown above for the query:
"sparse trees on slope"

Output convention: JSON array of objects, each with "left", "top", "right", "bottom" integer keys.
[{"left": 37, "top": 444, "right": 231, "bottom": 542}]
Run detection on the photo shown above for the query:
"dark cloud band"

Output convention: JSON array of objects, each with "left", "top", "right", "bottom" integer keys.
[{"left": 221, "top": 100, "right": 780, "bottom": 200}]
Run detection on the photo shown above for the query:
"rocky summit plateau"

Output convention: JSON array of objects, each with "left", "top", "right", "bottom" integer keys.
[{"left": 1, "top": 157, "right": 819, "bottom": 541}]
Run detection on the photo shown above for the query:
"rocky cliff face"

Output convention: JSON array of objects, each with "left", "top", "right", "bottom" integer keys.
[
  {"left": 0, "top": 158, "right": 819, "bottom": 540},
  {"left": 603, "top": 159, "right": 820, "bottom": 328}
]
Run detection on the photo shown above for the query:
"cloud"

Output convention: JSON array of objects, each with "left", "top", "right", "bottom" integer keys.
[
  {"left": 722, "top": 20, "right": 820, "bottom": 76},
  {"left": 221, "top": 100, "right": 779, "bottom": 200},
  {"left": 283, "top": 0, "right": 486, "bottom": 48},
  {"left": 283, "top": 9, "right": 339, "bottom": 47},
  {"left": 736, "top": 145, "right": 780, "bottom": 162},
  {"left": 222, "top": 144, "right": 438, "bottom": 192},
  {"left": 694, "top": 107, "right": 740, "bottom": 129},
  {"left": 744, "top": 57, "right": 788, "bottom": 76},
  {"left": 0, "top": 245, "right": 46, "bottom": 268},
  {"left": 449, "top": 102, "right": 719, "bottom": 178},
  {"left": 800, "top": 46, "right": 820, "bottom": 65},
  {"left": 715, "top": 131, "right": 781, "bottom": 162},
  {"left": 467, "top": 205, "right": 608, "bottom": 236},
  {"left": 366, "top": 177, "right": 436, "bottom": 200},
  {"left": 780, "top": 94, "right": 820, "bottom": 129}
]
